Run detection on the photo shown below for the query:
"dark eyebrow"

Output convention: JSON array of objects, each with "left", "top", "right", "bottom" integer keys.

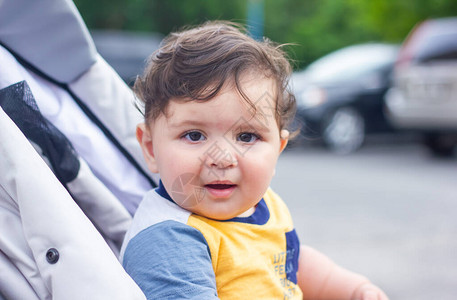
[
  {"left": 167, "top": 119, "right": 207, "bottom": 128},
  {"left": 233, "top": 118, "right": 273, "bottom": 134}
]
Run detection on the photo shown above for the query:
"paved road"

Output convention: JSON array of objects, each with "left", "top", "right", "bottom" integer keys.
[{"left": 270, "top": 140, "right": 457, "bottom": 300}]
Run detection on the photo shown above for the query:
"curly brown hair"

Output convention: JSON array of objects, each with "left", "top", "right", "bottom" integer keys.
[{"left": 134, "top": 21, "right": 296, "bottom": 132}]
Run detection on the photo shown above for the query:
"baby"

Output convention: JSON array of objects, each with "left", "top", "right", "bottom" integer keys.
[{"left": 121, "top": 21, "right": 388, "bottom": 300}]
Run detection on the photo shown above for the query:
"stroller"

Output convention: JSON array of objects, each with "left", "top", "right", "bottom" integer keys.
[{"left": 0, "top": 0, "right": 157, "bottom": 298}]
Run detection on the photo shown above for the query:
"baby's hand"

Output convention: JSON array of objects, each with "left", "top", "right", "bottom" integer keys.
[{"left": 351, "top": 282, "right": 389, "bottom": 300}]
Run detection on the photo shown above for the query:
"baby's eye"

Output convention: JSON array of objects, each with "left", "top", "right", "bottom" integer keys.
[
  {"left": 183, "top": 131, "right": 206, "bottom": 142},
  {"left": 237, "top": 132, "right": 260, "bottom": 143}
]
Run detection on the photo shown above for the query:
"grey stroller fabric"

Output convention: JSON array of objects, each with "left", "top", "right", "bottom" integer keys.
[{"left": 0, "top": 0, "right": 97, "bottom": 83}]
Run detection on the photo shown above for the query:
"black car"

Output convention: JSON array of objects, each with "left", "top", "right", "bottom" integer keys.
[{"left": 292, "top": 43, "right": 399, "bottom": 153}]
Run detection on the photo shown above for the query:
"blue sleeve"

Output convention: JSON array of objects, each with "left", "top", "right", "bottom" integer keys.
[{"left": 122, "top": 220, "right": 218, "bottom": 299}]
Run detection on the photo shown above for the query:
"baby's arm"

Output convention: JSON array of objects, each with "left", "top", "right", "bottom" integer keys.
[
  {"left": 123, "top": 221, "right": 219, "bottom": 299},
  {"left": 297, "top": 246, "right": 388, "bottom": 300}
]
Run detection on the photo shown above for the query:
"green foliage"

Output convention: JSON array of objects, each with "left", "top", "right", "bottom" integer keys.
[
  {"left": 74, "top": 0, "right": 457, "bottom": 70},
  {"left": 74, "top": 0, "right": 246, "bottom": 32}
]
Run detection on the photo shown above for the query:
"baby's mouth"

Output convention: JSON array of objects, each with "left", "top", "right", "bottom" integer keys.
[
  {"left": 205, "top": 183, "right": 236, "bottom": 189},
  {"left": 204, "top": 182, "right": 237, "bottom": 198}
]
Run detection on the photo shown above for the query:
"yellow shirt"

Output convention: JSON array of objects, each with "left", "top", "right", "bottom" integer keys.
[{"left": 188, "top": 188, "right": 302, "bottom": 299}]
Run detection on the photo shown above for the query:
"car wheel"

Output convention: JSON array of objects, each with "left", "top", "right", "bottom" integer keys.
[
  {"left": 322, "top": 107, "right": 365, "bottom": 154},
  {"left": 423, "top": 134, "right": 456, "bottom": 157}
]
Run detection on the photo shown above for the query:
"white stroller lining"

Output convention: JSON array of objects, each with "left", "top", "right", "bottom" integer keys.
[
  {"left": 0, "top": 45, "right": 153, "bottom": 214},
  {"left": 0, "top": 107, "right": 146, "bottom": 299}
]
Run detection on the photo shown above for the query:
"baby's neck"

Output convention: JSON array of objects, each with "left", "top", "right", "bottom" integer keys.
[{"left": 236, "top": 206, "right": 256, "bottom": 218}]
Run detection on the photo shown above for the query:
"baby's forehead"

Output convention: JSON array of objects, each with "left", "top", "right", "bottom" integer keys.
[
  {"left": 160, "top": 98, "right": 279, "bottom": 133},
  {"left": 149, "top": 73, "right": 281, "bottom": 124}
]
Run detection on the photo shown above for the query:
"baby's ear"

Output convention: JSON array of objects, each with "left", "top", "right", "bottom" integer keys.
[
  {"left": 136, "top": 123, "right": 159, "bottom": 173},
  {"left": 279, "top": 129, "right": 289, "bottom": 153}
]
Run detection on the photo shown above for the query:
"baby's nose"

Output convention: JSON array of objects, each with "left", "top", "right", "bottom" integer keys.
[
  {"left": 212, "top": 150, "right": 238, "bottom": 168},
  {"left": 203, "top": 142, "right": 238, "bottom": 169}
]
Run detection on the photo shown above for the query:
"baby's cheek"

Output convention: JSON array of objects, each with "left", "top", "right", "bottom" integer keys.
[{"left": 243, "top": 162, "right": 274, "bottom": 194}]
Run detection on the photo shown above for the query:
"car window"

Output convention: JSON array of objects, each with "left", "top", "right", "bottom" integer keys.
[
  {"left": 414, "top": 32, "right": 457, "bottom": 63},
  {"left": 306, "top": 45, "right": 398, "bottom": 83}
]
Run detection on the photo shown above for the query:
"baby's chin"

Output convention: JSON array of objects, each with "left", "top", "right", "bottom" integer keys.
[{"left": 190, "top": 207, "right": 250, "bottom": 221}]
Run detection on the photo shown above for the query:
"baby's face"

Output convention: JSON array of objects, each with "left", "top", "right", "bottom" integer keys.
[{"left": 138, "top": 73, "right": 289, "bottom": 220}]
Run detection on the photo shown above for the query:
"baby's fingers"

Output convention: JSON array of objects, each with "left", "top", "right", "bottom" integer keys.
[
  {"left": 376, "top": 289, "right": 389, "bottom": 300},
  {"left": 354, "top": 283, "right": 389, "bottom": 300},
  {"left": 361, "top": 289, "right": 377, "bottom": 300},
  {"left": 362, "top": 288, "right": 389, "bottom": 300}
]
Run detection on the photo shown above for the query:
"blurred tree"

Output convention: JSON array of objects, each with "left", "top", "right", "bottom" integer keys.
[
  {"left": 264, "top": 0, "right": 457, "bottom": 68},
  {"left": 74, "top": 0, "right": 246, "bottom": 32},
  {"left": 74, "top": 0, "right": 457, "bottom": 70}
]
